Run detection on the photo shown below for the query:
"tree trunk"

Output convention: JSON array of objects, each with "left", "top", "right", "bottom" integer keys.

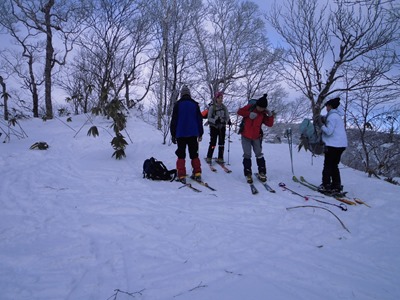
[
  {"left": 43, "top": 0, "right": 55, "bottom": 119},
  {"left": 124, "top": 73, "right": 129, "bottom": 108},
  {"left": 0, "top": 76, "right": 8, "bottom": 121},
  {"left": 27, "top": 56, "right": 40, "bottom": 118}
]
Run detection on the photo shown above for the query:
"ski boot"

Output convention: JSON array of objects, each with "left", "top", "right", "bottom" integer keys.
[
  {"left": 318, "top": 184, "right": 331, "bottom": 193},
  {"left": 178, "top": 176, "right": 187, "bottom": 184},
  {"left": 191, "top": 172, "right": 202, "bottom": 182},
  {"left": 216, "top": 158, "right": 224, "bottom": 164},
  {"left": 258, "top": 173, "right": 267, "bottom": 182}
]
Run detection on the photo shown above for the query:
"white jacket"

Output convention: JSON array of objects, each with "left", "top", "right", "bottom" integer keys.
[{"left": 321, "top": 109, "right": 348, "bottom": 148}]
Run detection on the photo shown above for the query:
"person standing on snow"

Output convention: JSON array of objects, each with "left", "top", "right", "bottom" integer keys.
[
  {"left": 316, "top": 97, "right": 348, "bottom": 193},
  {"left": 237, "top": 94, "right": 274, "bottom": 184},
  {"left": 170, "top": 85, "right": 204, "bottom": 184},
  {"left": 205, "top": 91, "right": 231, "bottom": 164}
]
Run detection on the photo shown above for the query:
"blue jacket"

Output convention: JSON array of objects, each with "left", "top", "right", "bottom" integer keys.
[{"left": 170, "top": 96, "right": 204, "bottom": 138}]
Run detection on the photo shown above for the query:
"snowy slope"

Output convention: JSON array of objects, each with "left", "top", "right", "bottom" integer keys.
[{"left": 0, "top": 114, "right": 399, "bottom": 300}]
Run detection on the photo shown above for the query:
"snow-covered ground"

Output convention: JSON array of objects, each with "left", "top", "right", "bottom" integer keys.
[{"left": 1, "top": 114, "right": 399, "bottom": 300}]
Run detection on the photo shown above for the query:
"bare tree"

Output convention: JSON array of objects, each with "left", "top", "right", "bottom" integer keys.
[
  {"left": 72, "top": 0, "right": 154, "bottom": 114},
  {"left": 193, "top": 0, "right": 283, "bottom": 101},
  {"left": 0, "top": 1, "right": 43, "bottom": 117},
  {"left": 59, "top": 61, "right": 96, "bottom": 115},
  {"left": 146, "top": 0, "right": 203, "bottom": 143},
  {"left": 345, "top": 80, "right": 399, "bottom": 173},
  {"left": 277, "top": 95, "right": 311, "bottom": 124},
  {"left": 0, "top": 0, "right": 89, "bottom": 119},
  {"left": 268, "top": 0, "right": 399, "bottom": 120}
]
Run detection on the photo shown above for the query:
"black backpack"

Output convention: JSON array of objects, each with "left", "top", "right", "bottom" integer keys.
[{"left": 143, "top": 157, "right": 177, "bottom": 181}]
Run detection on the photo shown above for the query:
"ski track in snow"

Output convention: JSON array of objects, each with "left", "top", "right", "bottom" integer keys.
[{"left": 1, "top": 114, "right": 399, "bottom": 300}]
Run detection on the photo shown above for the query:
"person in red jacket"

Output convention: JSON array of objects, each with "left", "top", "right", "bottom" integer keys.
[{"left": 237, "top": 94, "right": 274, "bottom": 183}]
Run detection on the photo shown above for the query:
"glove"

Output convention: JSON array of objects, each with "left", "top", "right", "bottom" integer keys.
[
  {"left": 172, "top": 136, "right": 177, "bottom": 144},
  {"left": 266, "top": 110, "right": 276, "bottom": 117},
  {"left": 249, "top": 112, "right": 257, "bottom": 119},
  {"left": 215, "top": 118, "right": 221, "bottom": 125},
  {"left": 315, "top": 116, "right": 324, "bottom": 128},
  {"left": 227, "top": 119, "right": 232, "bottom": 126},
  {"left": 321, "top": 116, "right": 326, "bottom": 124},
  {"left": 198, "top": 136, "right": 202, "bottom": 142}
]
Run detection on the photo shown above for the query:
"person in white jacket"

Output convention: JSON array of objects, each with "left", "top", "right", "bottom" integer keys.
[{"left": 318, "top": 97, "right": 348, "bottom": 193}]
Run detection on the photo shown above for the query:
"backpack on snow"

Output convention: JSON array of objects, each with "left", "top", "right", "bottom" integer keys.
[
  {"left": 143, "top": 157, "right": 177, "bottom": 181},
  {"left": 298, "top": 118, "right": 325, "bottom": 155}
]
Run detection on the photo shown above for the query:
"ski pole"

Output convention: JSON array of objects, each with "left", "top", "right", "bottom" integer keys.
[
  {"left": 284, "top": 128, "right": 294, "bottom": 174},
  {"left": 227, "top": 124, "right": 231, "bottom": 165},
  {"left": 279, "top": 182, "right": 347, "bottom": 211}
]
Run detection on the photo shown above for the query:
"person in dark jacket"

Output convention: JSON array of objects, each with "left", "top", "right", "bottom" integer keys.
[
  {"left": 170, "top": 85, "right": 204, "bottom": 183},
  {"left": 205, "top": 91, "right": 231, "bottom": 164},
  {"left": 237, "top": 94, "right": 274, "bottom": 184}
]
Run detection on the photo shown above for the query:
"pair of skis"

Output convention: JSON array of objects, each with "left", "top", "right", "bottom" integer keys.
[
  {"left": 177, "top": 158, "right": 231, "bottom": 193},
  {"left": 292, "top": 175, "right": 369, "bottom": 207},
  {"left": 204, "top": 158, "right": 232, "bottom": 173},
  {"left": 249, "top": 173, "right": 276, "bottom": 195},
  {"left": 177, "top": 177, "right": 216, "bottom": 193}
]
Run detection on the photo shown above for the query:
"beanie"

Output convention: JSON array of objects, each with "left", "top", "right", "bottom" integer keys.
[
  {"left": 215, "top": 91, "right": 223, "bottom": 99},
  {"left": 256, "top": 94, "right": 268, "bottom": 108},
  {"left": 325, "top": 97, "right": 340, "bottom": 109},
  {"left": 180, "top": 85, "right": 191, "bottom": 97}
]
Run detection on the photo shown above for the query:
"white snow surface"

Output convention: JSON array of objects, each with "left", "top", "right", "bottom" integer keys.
[{"left": 1, "top": 114, "right": 399, "bottom": 300}]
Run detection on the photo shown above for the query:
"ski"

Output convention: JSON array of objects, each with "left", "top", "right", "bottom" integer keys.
[
  {"left": 292, "top": 175, "right": 319, "bottom": 191},
  {"left": 254, "top": 173, "right": 276, "bottom": 193},
  {"left": 249, "top": 183, "right": 259, "bottom": 194},
  {"left": 279, "top": 182, "right": 347, "bottom": 211},
  {"left": 353, "top": 198, "right": 371, "bottom": 207},
  {"left": 204, "top": 158, "right": 217, "bottom": 172},
  {"left": 190, "top": 176, "right": 217, "bottom": 191},
  {"left": 293, "top": 175, "right": 346, "bottom": 198},
  {"left": 213, "top": 159, "right": 232, "bottom": 173},
  {"left": 298, "top": 176, "right": 370, "bottom": 207},
  {"left": 178, "top": 182, "right": 202, "bottom": 192},
  {"left": 299, "top": 176, "right": 348, "bottom": 198},
  {"left": 292, "top": 176, "right": 356, "bottom": 206}
]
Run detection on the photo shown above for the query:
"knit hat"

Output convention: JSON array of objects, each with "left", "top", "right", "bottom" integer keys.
[
  {"left": 256, "top": 94, "right": 268, "bottom": 108},
  {"left": 215, "top": 91, "right": 223, "bottom": 99},
  {"left": 325, "top": 97, "right": 340, "bottom": 109},
  {"left": 180, "top": 85, "right": 191, "bottom": 97}
]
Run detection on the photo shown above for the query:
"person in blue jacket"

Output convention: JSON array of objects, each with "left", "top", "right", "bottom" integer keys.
[
  {"left": 170, "top": 85, "right": 204, "bottom": 183},
  {"left": 317, "top": 97, "right": 348, "bottom": 193}
]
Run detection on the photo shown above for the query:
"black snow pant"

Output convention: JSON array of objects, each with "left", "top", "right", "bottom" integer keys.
[{"left": 322, "top": 146, "right": 346, "bottom": 189}]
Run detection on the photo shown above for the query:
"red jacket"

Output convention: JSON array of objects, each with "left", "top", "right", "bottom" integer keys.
[{"left": 237, "top": 104, "right": 274, "bottom": 140}]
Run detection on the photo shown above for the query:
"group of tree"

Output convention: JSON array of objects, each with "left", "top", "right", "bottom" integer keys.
[
  {"left": 0, "top": 0, "right": 399, "bottom": 176},
  {"left": 268, "top": 0, "right": 400, "bottom": 178}
]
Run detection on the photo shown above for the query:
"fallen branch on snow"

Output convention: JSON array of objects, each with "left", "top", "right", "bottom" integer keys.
[{"left": 286, "top": 205, "right": 351, "bottom": 233}]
